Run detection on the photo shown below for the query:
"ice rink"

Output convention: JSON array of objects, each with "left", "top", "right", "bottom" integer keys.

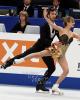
[{"left": 0, "top": 85, "right": 80, "bottom": 100}]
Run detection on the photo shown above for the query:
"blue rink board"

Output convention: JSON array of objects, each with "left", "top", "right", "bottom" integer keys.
[
  {"left": 0, "top": 16, "right": 80, "bottom": 32},
  {"left": 0, "top": 73, "right": 80, "bottom": 89}
]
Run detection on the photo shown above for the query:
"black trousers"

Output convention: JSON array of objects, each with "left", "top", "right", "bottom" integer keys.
[{"left": 11, "top": 40, "right": 56, "bottom": 84}]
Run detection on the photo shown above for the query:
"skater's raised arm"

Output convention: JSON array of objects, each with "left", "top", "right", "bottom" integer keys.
[{"left": 43, "top": 9, "right": 63, "bottom": 32}]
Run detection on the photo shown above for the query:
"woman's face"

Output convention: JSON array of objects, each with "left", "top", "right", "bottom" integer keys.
[
  {"left": 20, "top": 14, "right": 26, "bottom": 22},
  {"left": 67, "top": 21, "right": 75, "bottom": 28}
]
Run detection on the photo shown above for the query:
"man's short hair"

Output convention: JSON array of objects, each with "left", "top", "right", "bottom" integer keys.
[{"left": 47, "top": 7, "right": 57, "bottom": 15}]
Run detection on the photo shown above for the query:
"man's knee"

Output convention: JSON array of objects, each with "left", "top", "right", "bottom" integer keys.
[
  {"left": 48, "top": 64, "right": 56, "bottom": 72},
  {"left": 51, "top": 67, "right": 56, "bottom": 73}
]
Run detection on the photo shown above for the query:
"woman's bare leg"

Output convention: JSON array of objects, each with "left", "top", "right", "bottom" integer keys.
[
  {"left": 55, "top": 56, "right": 69, "bottom": 84},
  {"left": 14, "top": 50, "right": 51, "bottom": 64},
  {"left": 52, "top": 56, "right": 69, "bottom": 94},
  {"left": 25, "top": 50, "right": 50, "bottom": 59}
]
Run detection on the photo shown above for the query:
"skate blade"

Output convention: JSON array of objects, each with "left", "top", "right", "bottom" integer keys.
[
  {"left": 52, "top": 91, "right": 64, "bottom": 95},
  {"left": 36, "top": 90, "right": 49, "bottom": 94}
]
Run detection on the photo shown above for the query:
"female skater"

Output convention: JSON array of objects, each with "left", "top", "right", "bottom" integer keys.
[{"left": 1, "top": 10, "right": 80, "bottom": 94}]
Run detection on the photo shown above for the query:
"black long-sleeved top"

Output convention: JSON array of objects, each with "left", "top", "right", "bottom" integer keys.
[
  {"left": 38, "top": 22, "right": 60, "bottom": 48},
  {"left": 11, "top": 22, "right": 30, "bottom": 33}
]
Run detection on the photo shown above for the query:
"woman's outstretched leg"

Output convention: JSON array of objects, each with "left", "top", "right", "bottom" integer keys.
[
  {"left": 13, "top": 50, "right": 51, "bottom": 64},
  {"left": 0, "top": 49, "right": 50, "bottom": 69}
]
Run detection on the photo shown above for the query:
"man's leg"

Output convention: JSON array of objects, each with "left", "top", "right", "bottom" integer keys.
[
  {"left": 1, "top": 43, "right": 40, "bottom": 69},
  {"left": 36, "top": 56, "right": 56, "bottom": 91}
]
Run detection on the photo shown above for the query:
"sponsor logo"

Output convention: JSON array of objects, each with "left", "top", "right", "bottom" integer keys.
[{"left": 0, "top": 39, "right": 46, "bottom": 68}]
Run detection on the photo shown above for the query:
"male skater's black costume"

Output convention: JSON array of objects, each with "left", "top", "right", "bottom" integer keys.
[{"left": 1, "top": 22, "right": 59, "bottom": 91}]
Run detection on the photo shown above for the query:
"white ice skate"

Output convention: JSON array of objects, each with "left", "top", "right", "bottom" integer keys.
[
  {"left": 52, "top": 84, "right": 64, "bottom": 95},
  {"left": 14, "top": 58, "right": 25, "bottom": 64}
]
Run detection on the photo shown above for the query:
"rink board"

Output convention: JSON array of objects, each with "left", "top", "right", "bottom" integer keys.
[{"left": 0, "top": 33, "right": 80, "bottom": 89}]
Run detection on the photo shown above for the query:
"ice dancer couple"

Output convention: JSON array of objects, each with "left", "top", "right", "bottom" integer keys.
[{"left": 1, "top": 7, "right": 80, "bottom": 94}]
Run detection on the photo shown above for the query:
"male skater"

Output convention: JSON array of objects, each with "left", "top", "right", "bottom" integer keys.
[{"left": 1, "top": 7, "right": 59, "bottom": 92}]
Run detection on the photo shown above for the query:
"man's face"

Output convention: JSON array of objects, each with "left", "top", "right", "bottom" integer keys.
[
  {"left": 48, "top": 11, "right": 57, "bottom": 21},
  {"left": 53, "top": 0, "right": 60, "bottom": 6},
  {"left": 24, "top": 0, "right": 31, "bottom": 5}
]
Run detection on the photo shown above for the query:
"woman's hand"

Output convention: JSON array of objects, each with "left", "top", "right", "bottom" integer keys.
[
  {"left": 17, "top": 31, "right": 23, "bottom": 34},
  {"left": 51, "top": 41, "right": 62, "bottom": 47}
]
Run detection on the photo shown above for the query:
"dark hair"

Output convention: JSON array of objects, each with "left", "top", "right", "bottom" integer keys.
[
  {"left": 53, "top": 0, "right": 60, "bottom": 3},
  {"left": 47, "top": 6, "right": 57, "bottom": 15}
]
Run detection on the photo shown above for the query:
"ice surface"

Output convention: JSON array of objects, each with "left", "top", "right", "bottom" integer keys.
[{"left": 0, "top": 85, "right": 80, "bottom": 100}]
